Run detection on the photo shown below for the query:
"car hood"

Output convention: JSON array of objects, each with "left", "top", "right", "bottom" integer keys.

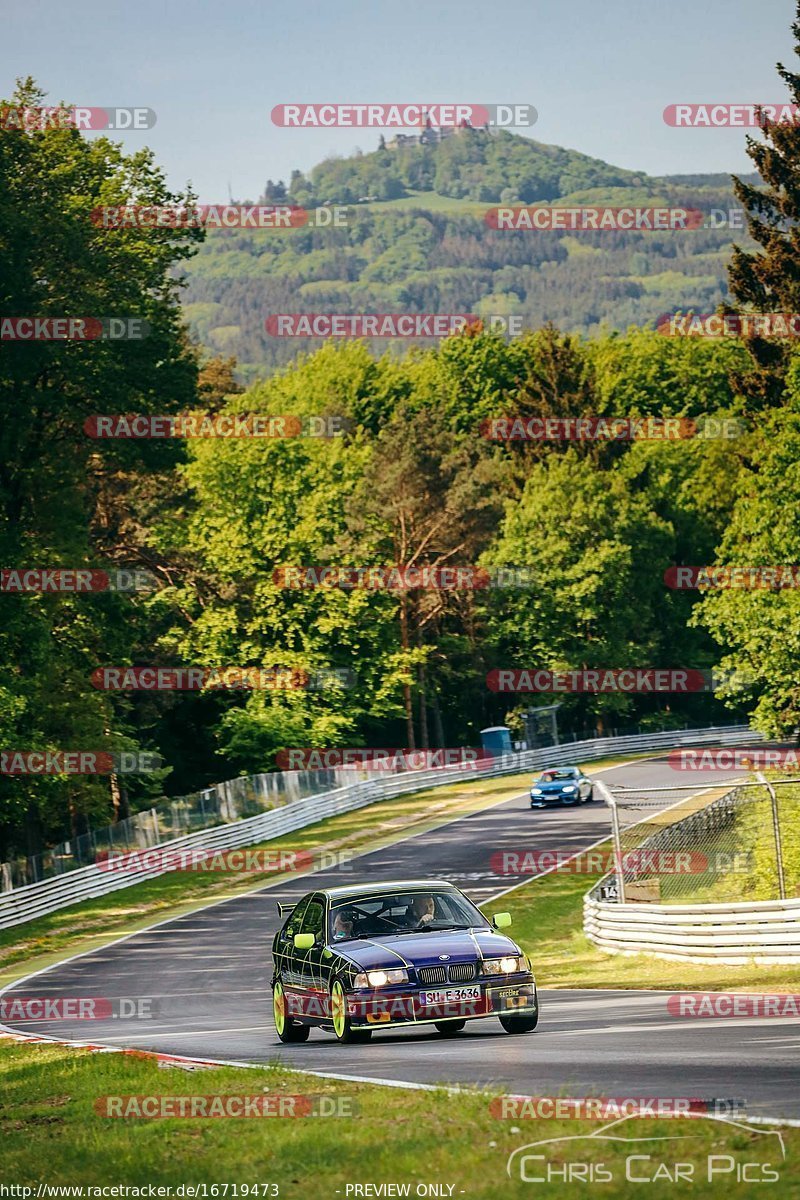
[
  {"left": 533, "top": 780, "right": 577, "bottom": 792},
  {"left": 333, "top": 927, "right": 520, "bottom": 971}
]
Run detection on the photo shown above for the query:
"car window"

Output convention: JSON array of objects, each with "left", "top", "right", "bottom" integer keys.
[
  {"left": 301, "top": 898, "right": 325, "bottom": 939},
  {"left": 282, "top": 896, "right": 309, "bottom": 940},
  {"left": 329, "top": 889, "right": 489, "bottom": 940},
  {"left": 540, "top": 769, "right": 577, "bottom": 781}
]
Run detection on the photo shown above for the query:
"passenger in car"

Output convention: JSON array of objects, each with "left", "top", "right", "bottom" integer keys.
[{"left": 332, "top": 910, "right": 355, "bottom": 940}]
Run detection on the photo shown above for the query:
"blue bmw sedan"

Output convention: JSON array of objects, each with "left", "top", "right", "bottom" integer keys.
[
  {"left": 529, "top": 766, "right": 594, "bottom": 808},
  {"left": 271, "top": 879, "right": 538, "bottom": 1044}
]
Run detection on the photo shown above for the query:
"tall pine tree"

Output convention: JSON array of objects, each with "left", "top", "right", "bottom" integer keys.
[{"left": 728, "top": 2, "right": 800, "bottom": 406}]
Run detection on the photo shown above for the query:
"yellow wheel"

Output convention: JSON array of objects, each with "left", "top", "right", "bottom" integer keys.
[
  {"left": 273, "top": 980, "right": 309, "bottom": 1043},
  {"left": 330, "top": 979, "right": 371, "bottom": 1044},
  {"left": 331, "top": 980, "right": 347, "bottom": 1038}
]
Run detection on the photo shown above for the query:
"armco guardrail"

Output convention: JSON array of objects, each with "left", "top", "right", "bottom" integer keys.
[
  {"left": 0, "top": 724, "right": 758, "bottom": 930},
  {"left": 583, "top": 893, "right": 800, "bottom": 965}
]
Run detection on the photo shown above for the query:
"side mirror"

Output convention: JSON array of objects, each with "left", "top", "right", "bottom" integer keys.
[
  {"left": 294, "top": 932, "right": 315, "bottom": 950},
  {"left": 493, "top": 912, "right": 512, "bottom": 929}
]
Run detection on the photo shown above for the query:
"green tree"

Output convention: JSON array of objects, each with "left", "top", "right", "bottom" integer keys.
[
  {"left": 344, "top": 401, "right": 505, "bottom": 747},
  {"left": 482, "top": 451, "right": 675, "bottom": 733},
  {"left": 695, "top": 354, "right": 800, "bottom": 735},
  {"left": 728, "top": 1, "right": 800, "bottom": 406},
  {"left": 0, "top": 78, "right": 200, "bottom": 856},
  {"left": 152, "top": 345, "right": 404, "bottom": 771}
]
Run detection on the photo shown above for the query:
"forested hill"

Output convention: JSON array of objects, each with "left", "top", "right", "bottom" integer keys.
[
  {"left": 182, "top": 130, "right": 759, "bottom": 380},
  {"left": 280, "top": 128, "right": 648, "bottom": 205}
]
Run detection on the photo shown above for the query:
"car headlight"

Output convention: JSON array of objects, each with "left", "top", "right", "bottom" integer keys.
[
  {"left": 562, "top": 785, "right": 577, "bottom": 792},
  {"left": 482, "top": 955, "right": 526, "bottom": 975},
  {"left": 530, "top": 787, "right": 543, "bottom": 795},
  {"left": 353, "top": 968, "right": 409, "bottom": 988}
]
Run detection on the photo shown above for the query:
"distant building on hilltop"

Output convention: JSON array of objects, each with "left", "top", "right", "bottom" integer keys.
[{"left": 387, "top": 120, "right": 488, "bottom": 150}]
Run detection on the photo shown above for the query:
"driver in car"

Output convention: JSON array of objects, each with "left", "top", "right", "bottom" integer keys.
[{"left": 404, "top": 894, "right": 436, "bottom": 929}]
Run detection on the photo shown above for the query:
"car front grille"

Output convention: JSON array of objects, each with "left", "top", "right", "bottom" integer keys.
[
  {"left": 418, "top": 963, "right": 477, "bottom": 985},
  {"left": 418, "top": 966, "right": 447, "bottom": 985}
]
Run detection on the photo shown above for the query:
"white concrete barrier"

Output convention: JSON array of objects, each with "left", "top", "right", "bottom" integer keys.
[{"left": 584, "top": 892, "right": 800, "bottom": 964}]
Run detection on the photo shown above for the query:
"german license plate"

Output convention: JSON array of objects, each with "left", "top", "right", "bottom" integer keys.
[{"left": 419, "top": 985, "right": 481, "bottom": 1005}]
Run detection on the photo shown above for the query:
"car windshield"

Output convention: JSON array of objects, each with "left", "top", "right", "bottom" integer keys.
[
  {"left": 538, "top": 769, "right": 578, "bottom": 782},
  {"left": 328, "top": 889, "right": 489, "bottom": 942}
]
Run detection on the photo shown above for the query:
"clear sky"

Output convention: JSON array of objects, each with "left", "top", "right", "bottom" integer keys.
[{"left": 2, "top": 0, "right": 798, "bottom": 199}]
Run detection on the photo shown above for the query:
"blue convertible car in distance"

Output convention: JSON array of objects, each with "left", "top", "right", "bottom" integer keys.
[
  {"left": 271, "top": 879, "right": 538, "bottom": 1044},
  {"left": 530, "top": 766, "right": 594, "bottom": 808}
]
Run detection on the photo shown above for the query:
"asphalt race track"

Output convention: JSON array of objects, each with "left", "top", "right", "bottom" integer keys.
[{"left": 3, "top": 755, "right": 799, "bottom": 1120}]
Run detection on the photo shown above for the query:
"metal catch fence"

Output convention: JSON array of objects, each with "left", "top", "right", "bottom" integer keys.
[
  {"left": 597, "top": 773, "right": 800, "bottom": 905},
  {"left": 0, "top": 767, "right": 344, "bottom": 889}
]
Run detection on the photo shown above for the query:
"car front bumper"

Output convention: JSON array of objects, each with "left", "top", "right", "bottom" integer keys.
[
  {"left": 345, "top": 973, "right": 538, "bottom": 1030},
  {"left": 530, "top": 791, "right": 580, "bottom": 806}
]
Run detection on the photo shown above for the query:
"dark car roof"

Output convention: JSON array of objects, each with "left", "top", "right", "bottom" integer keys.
[{"left": 321, "top": 879, "right": 458, "bottom": 901}]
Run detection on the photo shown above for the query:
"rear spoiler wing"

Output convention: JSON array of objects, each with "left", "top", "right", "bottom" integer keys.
[{"left": 276, "top": 901, "right": 295, "bottom": 916}]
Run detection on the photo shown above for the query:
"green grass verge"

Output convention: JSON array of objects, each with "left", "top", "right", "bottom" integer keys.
[
  {"left": 496, "top": 841, "right": 800, "bottom": 991},
  {"left": 1, "top": 1040, "right": 796, "bottom": 1195}
]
